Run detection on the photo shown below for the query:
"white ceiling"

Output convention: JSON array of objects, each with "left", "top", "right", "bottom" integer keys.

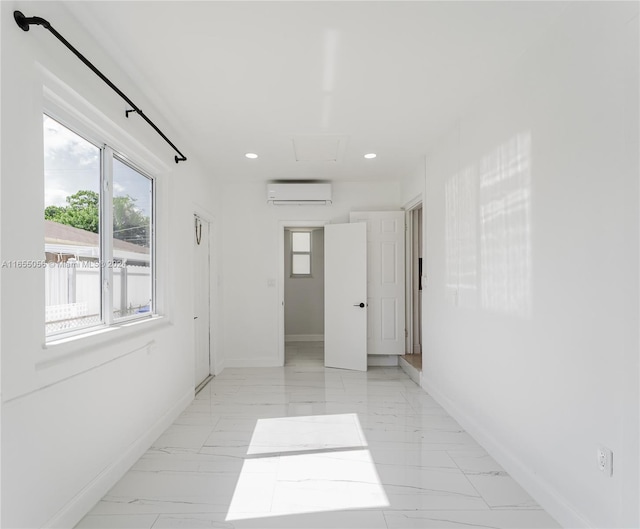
[{"left": 65, "top": 1, "right": 568, "bottom": 182}]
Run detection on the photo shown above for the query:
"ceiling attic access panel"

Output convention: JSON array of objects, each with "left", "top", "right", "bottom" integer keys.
[{"left": 292, "top": 135, "right": 348, "bottom": 162}]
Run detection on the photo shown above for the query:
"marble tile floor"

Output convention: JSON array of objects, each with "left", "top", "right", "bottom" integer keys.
[
  {"left": 284, "top": 341, "right": 325, "bottom": 367},
  {"left": 76, "top": 343, "right": 560, "bottom": 529}
]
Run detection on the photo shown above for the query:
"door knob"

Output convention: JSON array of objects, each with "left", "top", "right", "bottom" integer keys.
[{"left": 353, "top": 302, "right": 365, "bottom": 308}]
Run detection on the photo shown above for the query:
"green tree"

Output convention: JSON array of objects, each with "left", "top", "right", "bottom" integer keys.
[
  {"left": 113, "top": 195, "right": 149, "bottom": 245},
  {"left": 45, "top": 190, "right": 99, "bottom": 233},
  {"left": 45, "top": 191, "right": 149, "bottom": 247},
  {"left": 44, "top": 205, "right": 65, "bottom": 219}
]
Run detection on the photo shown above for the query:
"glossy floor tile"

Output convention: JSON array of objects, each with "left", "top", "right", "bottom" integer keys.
[{"left": 76, "top": 343, "right": 560, "bottom": 529}]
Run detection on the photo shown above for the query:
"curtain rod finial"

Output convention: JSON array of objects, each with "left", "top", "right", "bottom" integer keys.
[
  {"left": 14, "top": 11, "right": 50, "bottom": 31},
  {"left": 14, "top": 11, "right": 30, "bottom": 31}
]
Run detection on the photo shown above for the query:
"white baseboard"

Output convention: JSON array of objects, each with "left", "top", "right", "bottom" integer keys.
[
  {"left": 367, "top": 354, "right": 399, "bottom": 367},
  {"left": 45, "top": 388, "right": 194, "bottom": 529},
  {"left": 213, "top": 360, "right": 225, "bottom": 376},
  {"left": 399, "top": 356, "right": 421, "bottom": 385},
  {"left": 285, "top": 334, "right": 324, "bottom": 342},
  {"left": 224, "top": 356, "right": 281, "bottom": 368},
  {"left": 422, "top": 374, "right": 592, "bottom": 529}
]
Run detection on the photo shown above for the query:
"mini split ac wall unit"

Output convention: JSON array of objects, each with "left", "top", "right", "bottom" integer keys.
[{"left": 267, "top": 183, "right": 332, "bottom": 205}]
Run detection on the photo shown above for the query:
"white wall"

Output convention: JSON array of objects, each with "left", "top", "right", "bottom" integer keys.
[
  {"left": 284, "top": 228, "right": 325, "bottom": 339},
  {"left": 419, "top": 3, "right": 639, "bottom": 528},
  {"left": 0, "top": 2, "right": 220, "bottom": 527},
  {"left": 401, "top": 157, "right": 425, "bottom": 208},
  {"left": 222, "top": 181, "right": 401, "bottom": 367}
]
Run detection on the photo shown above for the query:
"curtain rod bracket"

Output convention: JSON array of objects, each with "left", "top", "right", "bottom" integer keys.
[
  {"left": 14, "top": 10, "right": 188, "bottom": 165},
  {"left": 14, "top": 10, "right": 50, "bottom": 31}
]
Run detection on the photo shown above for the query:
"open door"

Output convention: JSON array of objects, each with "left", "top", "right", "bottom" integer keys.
[
  {"left": 324, "top": 222, "right": 367, "bottom": 371},
  {"left": 349, "top": 211, "right": 405, "bottom": 356}
]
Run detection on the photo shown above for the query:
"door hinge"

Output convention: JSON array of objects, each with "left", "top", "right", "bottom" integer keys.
[{"left": 405, "top": 328, "right": 408, "bottom": 337}]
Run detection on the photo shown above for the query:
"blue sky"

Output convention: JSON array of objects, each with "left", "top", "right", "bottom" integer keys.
[{"left": 44, "top": 115, "right": 152, "bottom": 216}]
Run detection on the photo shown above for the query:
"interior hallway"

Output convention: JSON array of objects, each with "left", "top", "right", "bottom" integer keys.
[
  {"left": 284, "top": 341, "right": 325, "bottom": 368},
  {"left": 76, "top": 343, "right": 559, "bottom": 529}
]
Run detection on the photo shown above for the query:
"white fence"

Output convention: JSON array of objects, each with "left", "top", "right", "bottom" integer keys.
[
  {"left": 45, "top": 261, "right": 151, "bottom": 333},
  {"left": 45, "top": 302, "right": 88, "bottom": 322}
]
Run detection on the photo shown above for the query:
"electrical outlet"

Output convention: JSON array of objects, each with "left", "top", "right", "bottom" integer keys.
[{"left": 597, "top": 445, "right": 613, "bottom": 477}]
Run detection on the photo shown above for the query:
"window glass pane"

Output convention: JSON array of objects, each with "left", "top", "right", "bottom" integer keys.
[
  {"left": 112, "top": 158, "right": 153, "bottom": 319},
  {"left": 292, "top": 232, "right": 311, "bottom": 252},
  {"left": 292, "top": 254, "right": 311, "bottom": 275},
  {"left": 44, "top": 115, "right": 101, "bottom": 335}
]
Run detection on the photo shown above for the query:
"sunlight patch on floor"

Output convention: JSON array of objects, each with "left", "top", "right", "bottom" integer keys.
[
  {"left": 247, "top": 413, "right": 366, "bottom": 455},
  {"left": 226, "top": 414, "right": 389, "bottom": 520}
]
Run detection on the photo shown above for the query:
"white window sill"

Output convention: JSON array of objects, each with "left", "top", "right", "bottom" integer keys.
[{"left": 37, "top": 315, "right": 170, "bottom": 370}]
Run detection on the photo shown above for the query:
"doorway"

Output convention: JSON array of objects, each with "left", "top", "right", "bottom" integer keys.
[
  {"left": 283, "top": 227, "right": 325, "bottom": 367},
  {"left": 405, "top": 204, "right": 423, "bottom": 370},
  {"left": 193, "top": 214, "right": 212, "bottom": 390}
]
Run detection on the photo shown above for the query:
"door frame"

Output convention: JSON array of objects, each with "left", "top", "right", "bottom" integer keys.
[
  {"left": 193, "top": 207, "right": 220, "bottom": 378},
  {"left": 403, "top": 195, "right": 423, "bottom": 356},
  {"left": 278, "top": 219, "right": 330, "bottom": 366}
]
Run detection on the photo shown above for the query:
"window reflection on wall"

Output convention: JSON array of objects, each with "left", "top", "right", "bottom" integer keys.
[
  {"left": 445, "top": 132, "right": 532, "bottom": 318},
  {"left": 479, "top": 132, "right": 531, "bottom": 317},
  {"left": 445, "top": 165, "right": 478, "bottom": 309}
]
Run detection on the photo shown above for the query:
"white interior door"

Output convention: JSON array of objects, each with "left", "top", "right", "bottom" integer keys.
[
  {"left": 194, "top": 215, "right": 211, "bottom": 387},
  {"left": 324, "top": 222, "right": 367, "bottom": 371},
  {"left": 349, "top": 211, "right": 405, "bottom": 356}
]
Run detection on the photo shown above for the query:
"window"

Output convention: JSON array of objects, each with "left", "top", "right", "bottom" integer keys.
[
  {"left": 44, "top": 114, "right": 154, "bottom": 338},
  {"left": 112, "top": 158, "right": 153, "bottom": 320},
  {"left": 291, "top": 231, "right": 312, "bottom": 276}
]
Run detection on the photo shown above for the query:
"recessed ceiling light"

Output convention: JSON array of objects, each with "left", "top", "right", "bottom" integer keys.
[
  {"left": 364, "top": 153, "right": 377, "bottom": 159},
  {"left": 245, "top": 153, "right": 258, "bottom": 159}
]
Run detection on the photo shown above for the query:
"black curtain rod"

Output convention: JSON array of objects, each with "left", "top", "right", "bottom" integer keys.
[{"left": 14, "top": 10, "right": 187, "bottom": 164}]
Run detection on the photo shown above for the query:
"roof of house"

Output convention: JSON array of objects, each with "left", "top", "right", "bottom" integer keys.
[{"left": 45, "top": 220, "right": 149, "bottom": 255}]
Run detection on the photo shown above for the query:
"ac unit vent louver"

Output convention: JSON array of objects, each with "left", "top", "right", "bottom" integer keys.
[{"left": 267, "top": 183, "right": 332, "bottom": 206}]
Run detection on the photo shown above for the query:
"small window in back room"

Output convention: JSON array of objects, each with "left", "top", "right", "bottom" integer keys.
[{"left": 291, "top": 231, "right": 312, "bottom": 276}]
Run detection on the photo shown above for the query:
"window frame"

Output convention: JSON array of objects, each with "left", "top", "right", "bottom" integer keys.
[
  {"left": 290, "top": 230, "right": 312, "bottom": 278},
  {"left": 108, "top": 151, "right": 156, "bottom": 325},
  {"left": 43, "top": 113, "right": 157, "bottom": 341}
]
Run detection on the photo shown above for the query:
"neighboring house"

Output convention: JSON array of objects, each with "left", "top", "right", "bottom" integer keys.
[
  {"left": 44, "top": 220, "right": 151, "bottom": 332},
  {"left": 44, "top": 219, "right": 150, "bottom": 264}
]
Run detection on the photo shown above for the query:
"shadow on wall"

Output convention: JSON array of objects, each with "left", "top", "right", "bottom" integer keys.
[{"left": 446, "top": 132, "right": 532, "bottom": 318}]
